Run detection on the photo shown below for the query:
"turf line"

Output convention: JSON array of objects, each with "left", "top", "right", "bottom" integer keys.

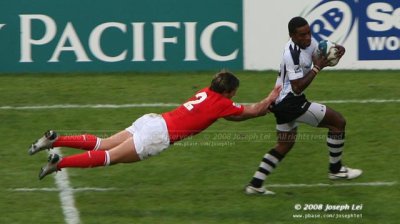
[
  {"left": 266, "top": 181, "right": 397, "bottom": 188},
  {"left": 0, "top": 99, "right": 399, "bottom": 110},
  {"left": 51, "top": 148, "right": 80, "bottom": 224},
  {"left": 9, "top": 187, "right": 116, "bottom": 192},
  {"left": 10, "top": 181, "right": 396, "bottom": 192}
]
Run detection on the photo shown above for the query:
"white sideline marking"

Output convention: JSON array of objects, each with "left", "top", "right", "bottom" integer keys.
[
  {"left": 51, "top": 148, "right": 80, "bottom": 224},
  {"left": 10, "top": 181, "right": 396, "bottom": 192},
  {"left": 10, "top": 187, "right": 116, "bottom": 192},
  {"left": 0, "top": 103, "right": 180, "bottom": 110},
  {"left": 266, "top": 181, "right": 397, "bottom": 188},
  {"left": 319, "top": 99, "right": 400, "bottom": 104},
  {"left": 0, "top": 99, "right": 399, "bottom": 110}
]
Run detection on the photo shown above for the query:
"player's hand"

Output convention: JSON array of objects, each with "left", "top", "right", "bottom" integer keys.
[
  {"left": 334, "top": 44, "right": 346, "bottom": 58},
  {"left": 267, "top": 85, "right": 282, "bottom": 102},
  {"left": 312, "top": 53, "right": 329, "bottom": 70}
]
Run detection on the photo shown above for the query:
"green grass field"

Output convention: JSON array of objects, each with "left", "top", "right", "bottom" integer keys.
[{"left": 0, "top": 70, "right": 399, "bottom": 224}]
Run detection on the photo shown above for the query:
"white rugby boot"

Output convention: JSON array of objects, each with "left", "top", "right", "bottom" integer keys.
[
  {"left": 245, "top": 185, "right": 275, "bottom": 195},
  {"left": 329, "top": 166, "right": 362, "bottom": 180},
  {"left": 28, "top": 130, "right": 58, "bottom": 155}
]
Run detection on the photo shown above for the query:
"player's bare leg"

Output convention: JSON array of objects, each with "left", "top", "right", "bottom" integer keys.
[
  {"left": 318, "top": 106, "right": 346, "bottom": 133},
  {"left": 274, "top": 128, "right": 297, "bottom": 156},
  {"left": 98, "top": 130, "right": 133, "bottom": 151},
  {"left": 318, "top": 106, "right": 362, "bottom": 179},
  {"left": 107, "top": 137, "right": 141, "bottom": 164}
]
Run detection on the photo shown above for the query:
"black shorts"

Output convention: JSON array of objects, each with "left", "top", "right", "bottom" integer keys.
[{"left": 269, "top": 93, "right": 311, "bottom": 124}]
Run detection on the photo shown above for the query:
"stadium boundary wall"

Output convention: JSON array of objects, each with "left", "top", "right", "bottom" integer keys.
[{"left": 0, "top": 0, "right": 398, "bottom": 73}]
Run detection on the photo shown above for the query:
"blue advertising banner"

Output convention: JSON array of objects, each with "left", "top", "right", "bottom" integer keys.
[
  {"left": 305, "top": 0, "right": 357, "bottom": 45},
  {"left": 358, "top": 0, "right": 400, "bottom": 60}
]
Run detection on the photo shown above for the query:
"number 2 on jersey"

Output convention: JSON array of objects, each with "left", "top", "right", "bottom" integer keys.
[{"left": 183, "top": 92, "right": 207, "bottom": 111}]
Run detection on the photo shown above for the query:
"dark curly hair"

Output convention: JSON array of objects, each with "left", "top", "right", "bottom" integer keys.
[
  {"left": 288, "top": 16, "right": 308, "bottom": 35},
  {"left": 209, "top": 70, "right": 240, "bottom": 94}
]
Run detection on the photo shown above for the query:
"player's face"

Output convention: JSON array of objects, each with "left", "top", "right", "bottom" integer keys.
[{"left": 291, "top": 25, "right": 312, "bottom": 49}]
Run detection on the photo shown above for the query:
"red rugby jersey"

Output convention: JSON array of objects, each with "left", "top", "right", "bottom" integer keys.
[{"left": 162, "top": 87, "right": 244, "bottom": 143}]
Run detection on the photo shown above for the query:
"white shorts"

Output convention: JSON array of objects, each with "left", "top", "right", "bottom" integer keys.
[
  {"left": 125, "top": 113, "right": 170, "bottom": 160},
  {"left": 276, "top": 102, "right": 326, "bottom": 132}
]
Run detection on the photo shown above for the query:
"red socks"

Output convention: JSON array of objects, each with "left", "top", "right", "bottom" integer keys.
[
  {"left": 53, "top": 134, "right": 100, "bottom": 150},
  {"left": 52, "top": 134, "right": 107, "bottom": 170},
  {"left": 58, "top": 151, "right": 109, "bottom": 169}
]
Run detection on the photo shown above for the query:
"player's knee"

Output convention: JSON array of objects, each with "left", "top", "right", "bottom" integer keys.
[
  {"left": 98, "top": 138, "right": 113, "bottom": 150},
  {"left": 336, "top": 114, "right": 346, "bottom": 130},
  {"left": 329, "top": 115, "right": 346, "bottom": 132}
]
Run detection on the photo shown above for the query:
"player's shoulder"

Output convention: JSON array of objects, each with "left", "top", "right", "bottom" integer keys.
[
  {"left": 203, "top": 87, "right": 222, "bottom": 98},
  {"left": 192, "top": 87, "right": 213, "bottom": 99},
  {"left": 282, "top": 39, "right": 301, "bottom": 65},
  {"left": 197, "top": 87, "right": 210, "bottom": 94},
  {"left": 195, "top": 87, "right": 229, "bottom": 106},
  {"left": 283, "top": 39, "right": 295, "bottom": 52},
  {"left": 208, "top": 88, "right": 237, "bottom": 105}
]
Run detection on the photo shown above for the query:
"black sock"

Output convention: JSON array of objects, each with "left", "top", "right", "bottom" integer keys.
[{"left": 249, "top": 148, "right": 284, "bottom": 188}]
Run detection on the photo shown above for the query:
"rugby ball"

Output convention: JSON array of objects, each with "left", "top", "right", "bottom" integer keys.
[{"left": 318, "top": 40, "right": 340, "bottom": 66}]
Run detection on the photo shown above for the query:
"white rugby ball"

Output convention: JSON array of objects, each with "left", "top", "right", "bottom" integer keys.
[{"left": 318, "top": 40, "right": 340, "bottom": 66}]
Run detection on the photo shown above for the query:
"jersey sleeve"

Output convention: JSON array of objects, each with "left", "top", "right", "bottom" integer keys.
[{"left": 219, "top": 100, "right": 244, "bottom": 117}]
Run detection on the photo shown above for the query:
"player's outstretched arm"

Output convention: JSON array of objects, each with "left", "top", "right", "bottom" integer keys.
[{"left": 225, "top": 85, "right": 281, "bottom": 121}]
